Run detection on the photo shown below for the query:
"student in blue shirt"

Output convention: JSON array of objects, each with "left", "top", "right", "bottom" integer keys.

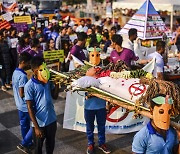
[
  {"left": 85, "top": 67, "right": 111, "bottom": 154},
  {"left": 132, "top": 94, "right": 180, "bottom": 154},
  {"left": 12, "top": 52, "right": 33, "bottom": 153},
  {"left": 24, "top": 57, "right": 59, "bottom": 154}
]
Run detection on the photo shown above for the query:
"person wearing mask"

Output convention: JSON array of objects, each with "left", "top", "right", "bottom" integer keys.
[
  {"left": 147, "top": 41, "right": 166, "bottom": 80},
  {"left": 110, "top": 34, "right": 138, "bottom": 67},
  {"left": 25, "top": 57, "right": 59, "bottom": 154},
  {"left": 132, "top": 94, "right": 180, "bottom": 154}
]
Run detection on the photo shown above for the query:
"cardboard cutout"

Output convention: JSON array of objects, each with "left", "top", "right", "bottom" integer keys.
[
  {"left": 152, "top": 95, "right": 173, "bottom": 130},
  {"left": 37, "top": 62, "right": 50, "bottom": 83}
]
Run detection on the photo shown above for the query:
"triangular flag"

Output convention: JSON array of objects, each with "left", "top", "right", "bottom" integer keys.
[
  {"left": 142, "top": 57, "right": 156, "bottom": 74},
  {"left": 120, "top": 0, "right": 171, "bottom": 40}
]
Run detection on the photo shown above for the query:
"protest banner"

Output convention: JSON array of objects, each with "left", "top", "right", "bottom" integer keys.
[
  {"left": 0, "top": 20, "right": 11, "bottom": 30},
  {"left": 2, "top": 0, "right": 17, "bottom": 12},
  {"left": 1, "top": 12, "right": 13, "bottom": 21},
  {"left": 11, "top": 22, "right": 28, "bottom": 32},
  {"left": 43, "top": 50, "right": 64, "bottom": 63},
  {"left": 64, "top": 91, "right": 149, "bottom": 134},
  {"left": 10, "top": 38, "right": 18, "bottom": 48},
  {"left": 14, "top": 16, "right": 32, "bottom": 24},
  {"left": 36, "top": 17, "right": 49, "bottom": 28}
]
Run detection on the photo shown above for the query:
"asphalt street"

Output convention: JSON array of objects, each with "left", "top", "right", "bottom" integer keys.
[{"left": 0, "top": 89, "right": 134, "bottom": 154}]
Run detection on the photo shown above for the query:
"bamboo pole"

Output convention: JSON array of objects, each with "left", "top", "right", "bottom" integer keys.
[
  {"left": 49, "top": 69, "right": 180, "bottom": 130},
  {"left": 90, "top": 93, "right": 180, "bottom": 131}
]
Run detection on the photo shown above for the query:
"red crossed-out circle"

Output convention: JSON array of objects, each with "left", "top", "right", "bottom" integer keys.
[
  {"left": 129, "top": 83, "right": 146, "bottom": 96},
  {"left": 106, "top": 106, "right": 129, "bottom": 123}
]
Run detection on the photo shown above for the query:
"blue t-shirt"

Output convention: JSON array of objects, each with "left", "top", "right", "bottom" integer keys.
[
  {"left": 132, "top": 121, "right": 178, "bottom": 154},
  {"left": 12, "top": 68, "right": 28, "bottom": 112},
  {"left": 24, "top": 77, "right": 57, "bottom": 127},
  {"left": 85, "top": 93, "right": 106, "bottom": 110}
]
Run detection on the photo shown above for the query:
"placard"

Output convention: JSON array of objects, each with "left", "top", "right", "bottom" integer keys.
[
  {"left": 36, "top": 17, "right": 49, "bottom": 28},
  {"left": 14, "top": 16, "right": 32, "bottom": 24},
  {"left": 1, "top": 12, "right": 13, "bottom": 21},
  {"left": 0, "top": 20, "right": 11, "bottom": 30},
  {"left": 10, "top": 38, "right": 18, "bottom": 48},
  {"left": 43, "top": 50, "right": 64, "bottom": 63},
  {"left": 11, "top": 23, "right": 28, "bottom": 32}
]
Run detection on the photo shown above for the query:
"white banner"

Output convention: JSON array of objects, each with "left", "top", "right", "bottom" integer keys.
[{"left": 63, "top": 91, "right": 149, "bottom": 134}]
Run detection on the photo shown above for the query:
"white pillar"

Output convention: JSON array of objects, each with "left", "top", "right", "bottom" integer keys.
[
  {"left": 170, "top": 8, "right": 174, "bottom": 32},
  {"left": 87, "top": 0, "right": 93, "bottom": 13}
]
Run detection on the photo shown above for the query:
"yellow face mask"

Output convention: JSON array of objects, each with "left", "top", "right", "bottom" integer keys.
[
  {"left": 152, "top": 95, "right": 173, "bottom": 130},
  {"left": 37, "top": 62, "right": 50, "bottom": 83}
]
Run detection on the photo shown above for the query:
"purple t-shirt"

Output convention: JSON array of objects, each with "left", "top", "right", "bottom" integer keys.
[
  {"left": 70, "top": 45, "right": 86, "bottom": 62},
  {"left": 28, "top": 49, "right": 43, "bottom": 57},
  {"left": 17, "top": 45, "right": 31, "bottom": 54},
  {"left": 110, "top": 48, "right": 138, "bottom": 66}
]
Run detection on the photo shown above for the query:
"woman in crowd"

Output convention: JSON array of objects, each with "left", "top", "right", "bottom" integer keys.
[
  {"left": 17, "top": 33, "right": 31, "bottom": 54},
  {"left": 28, "top": 38, "right": 43, "bottom": 57},
  {"left": 8, "top": 27, "right": 19, "bottom": 71},
  {"left": 0, "top": 30, "right": 12, "bottom": 91},
  {"left": 46, "top": 39, "right": 57, "bottom": 51}
]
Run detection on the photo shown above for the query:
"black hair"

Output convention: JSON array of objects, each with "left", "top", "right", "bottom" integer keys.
[
  {"left": 80, "top": 19, "right": 85, "bottom": 22},
  {"left": 19, "top": 52, "right": 32, "bottom": 63},
  {"left": 30, "top": 56, "right": 44, "bottom": 70},
  {"left": 53, "top": 25, "right": 60, "bottom": 33},
  {"left": 110, "top": 26, "right": 116, "bottom": 32},
  {"left": 77, "top": 32, "right": 87, "bottom": 41},
  {"left": 0, "top": 29, "right": 4, "bottom": 36},
  {"left": 111, "top": 34, "right": 123, "bottom": 46},
  {"left": 150, "top": 94, "right": 166, "bottom": 109},
  {"left": 86, "top": 18, "right": 91, "bottom": 22},
  {"left": 31, "top": 38, "right": 40, "bottom": 48},
  {"left": 18, "top": 33, "right": 30, "bottom": 47},
  {"left": 103, "top": 32, "right": 109, "bottom": 40},
  {"left": 176, "top": 18, "right": 180, "bottom": 24},
  {"left": 95, "top": 16, "right": 99, "bottom": 21},
  {"left": 156, "top": 40, "right": 166, "bottom": 51},
  {"left": 128, "top": 28, "right": 137, "bottom": 37}
]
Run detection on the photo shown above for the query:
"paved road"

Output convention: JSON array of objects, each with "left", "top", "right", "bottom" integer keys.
[{"left": 0, "top": 89, "right": 134, "bottom": 154}]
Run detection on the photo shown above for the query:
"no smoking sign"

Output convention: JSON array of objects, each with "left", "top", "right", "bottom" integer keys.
[{"left": 129, "top": 83, "right": 146, "bottom": 96}]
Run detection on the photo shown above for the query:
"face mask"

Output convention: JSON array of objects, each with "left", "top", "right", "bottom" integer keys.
[
  {"left": 152, "top": 96, "right": 173, "bottom": 130},
  {"left": 88, "top": 47, "right": 101, "bottom": 66},
  {"left": 37, "top": 62, "right": 50, "bottom": 83}
]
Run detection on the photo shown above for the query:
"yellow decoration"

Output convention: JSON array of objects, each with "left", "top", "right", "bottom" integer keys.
[{"left": 145, "top": 73, "right": 153, "bottom": 79}]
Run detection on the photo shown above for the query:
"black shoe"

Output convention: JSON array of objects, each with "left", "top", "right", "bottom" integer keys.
[
  {"left": 17, "top": 144, "right": 31, "bottom": 154},
  {"left": 87, "top": 144, "right": 95, "bottom": 154}
]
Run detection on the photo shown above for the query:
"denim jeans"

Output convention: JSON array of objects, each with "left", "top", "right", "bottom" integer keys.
[
  {"left": 84, "top": 108, "right": 106, "bottom": 146},
  {"left": 18, "top": 110, "right": 33, "bottom": 146}
]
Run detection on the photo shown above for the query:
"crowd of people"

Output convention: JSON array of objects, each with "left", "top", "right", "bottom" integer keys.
[{"left": 0, "top": 11, "right": 180, "bottom": 154}]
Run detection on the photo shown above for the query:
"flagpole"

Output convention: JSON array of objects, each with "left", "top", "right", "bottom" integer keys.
[{"left": 144, "top": 0, "right": 149, "bottom": 40}]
